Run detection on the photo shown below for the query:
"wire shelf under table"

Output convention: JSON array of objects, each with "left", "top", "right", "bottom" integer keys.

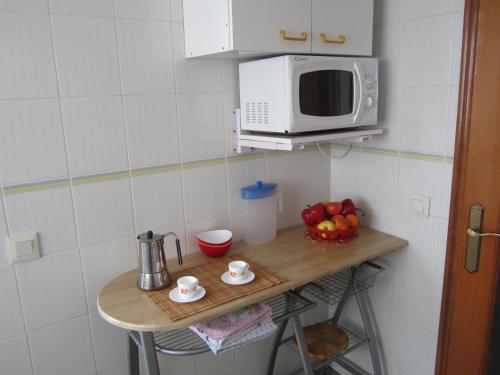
[
  {"left": 303, "top": 262, "right": 384, "bottom": 306},
  {"left": 282, "top": 323, "right": 368, "bottom": 372},
  {"left": 151, "top": 291, "right": 316, "bottom": 356}
]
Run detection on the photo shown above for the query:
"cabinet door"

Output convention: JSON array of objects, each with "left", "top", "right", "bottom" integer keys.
[
  {"left": 231, "top": 0, "right": 311, "bottom": 54},
  {"left": 312, "top": 0, "right": 373, "bottom": 56}
]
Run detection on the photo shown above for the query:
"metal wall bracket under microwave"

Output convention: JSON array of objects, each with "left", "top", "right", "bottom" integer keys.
[{"left": 239, "top": 55, "right": 378, "bottom": 134}]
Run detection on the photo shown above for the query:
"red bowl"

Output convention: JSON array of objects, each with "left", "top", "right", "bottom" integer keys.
[
  {"left": 198, "top": 238, "right": 232, "bottom": 247},
  {"left": 197, "top": 240, "right": 232, "bottom": 257}
]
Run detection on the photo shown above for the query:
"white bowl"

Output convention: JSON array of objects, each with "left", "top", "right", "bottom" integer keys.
[{"left": 196, "top": 229, "right": 232, "bottom": 245}]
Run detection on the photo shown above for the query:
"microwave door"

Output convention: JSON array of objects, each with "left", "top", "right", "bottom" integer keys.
[
  {"left": 352, "top": 62, "right": 363, "bottom": 123},
  {"left": 292, "top": 67, "right": 358, "bottom": 133}
]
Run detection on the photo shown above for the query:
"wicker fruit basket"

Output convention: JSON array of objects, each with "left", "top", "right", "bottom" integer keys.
[{"left": 305, "top": 224, "right": 359, "bottom": 244}]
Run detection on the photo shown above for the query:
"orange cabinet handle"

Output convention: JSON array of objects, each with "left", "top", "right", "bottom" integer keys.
[
  {"left": 320, "top": 33, "right": 346, "bottom": 44},
  {"left": 279, "top": 29, "right": 308, "bottom": 42}
]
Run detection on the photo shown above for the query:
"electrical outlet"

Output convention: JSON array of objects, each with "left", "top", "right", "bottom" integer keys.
[
  {"left": 410, "top": 194, "right": 431, "bottom": 218},
  {"left": 8, "top": 232, "right": 40, "bottom": 263}
]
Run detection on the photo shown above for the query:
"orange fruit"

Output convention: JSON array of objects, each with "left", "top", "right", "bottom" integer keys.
[
  {"left": 333, "top": 215, "right": 351, "bottom": 231},
  {"left": 345, "top": 214, "right": 360, "bottom": 227}
]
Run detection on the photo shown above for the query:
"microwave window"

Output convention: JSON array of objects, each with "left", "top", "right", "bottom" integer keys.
[{"left": 299, "top": 70, "right": 354, "bottom": 117}]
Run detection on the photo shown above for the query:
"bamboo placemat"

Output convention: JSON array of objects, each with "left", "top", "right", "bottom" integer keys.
[{"left": 147, "top": 254, "right": 288, "bottom": 321}]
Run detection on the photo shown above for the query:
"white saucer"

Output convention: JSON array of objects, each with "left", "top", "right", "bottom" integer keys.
[
  {"left": 221, "top": 271, "right": 255, "bottom": 285},
  {"left": 169, "top": 286, "right": 206, "bottom": 303}
]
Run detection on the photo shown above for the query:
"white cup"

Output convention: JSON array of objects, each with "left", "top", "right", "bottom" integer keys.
[
  {"left": 177, "top": 276, "right": 199, "bottom": 298},
  {"left": 228, "top": 261, "right": 249, "bottom": 280}
]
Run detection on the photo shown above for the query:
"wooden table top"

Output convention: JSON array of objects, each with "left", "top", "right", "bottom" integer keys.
[{"left": 97, "top": 226, "right": 407, "bottom": 332}]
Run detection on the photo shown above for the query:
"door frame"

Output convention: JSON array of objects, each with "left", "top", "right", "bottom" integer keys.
[{"left": 436, "top": 0, "right": 500, "bottom": 372}]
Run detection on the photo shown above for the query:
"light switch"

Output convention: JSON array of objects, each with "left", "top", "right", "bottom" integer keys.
[
  {"left": 410, "top": 194, "right": 431, "bottom": 218},
  {"left": 8, "top": 232, "right": 40, "bottom": 263}
]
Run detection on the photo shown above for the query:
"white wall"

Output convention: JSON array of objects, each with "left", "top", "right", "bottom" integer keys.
[
  {"left": 0, "top": 1, "right": 330, "bottom": 375},
  {"left": 330, "top": 1, "right": 464, "bottom": 374}
]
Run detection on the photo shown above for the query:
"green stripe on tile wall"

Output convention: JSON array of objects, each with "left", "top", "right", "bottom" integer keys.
[{"left": 0, "top": 146, "right": 454, "bottom": 196}]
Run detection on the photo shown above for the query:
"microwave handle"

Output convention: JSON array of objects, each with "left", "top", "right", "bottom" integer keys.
[{"left": 353, "top": 63, "right": 363, "bottom": 123}]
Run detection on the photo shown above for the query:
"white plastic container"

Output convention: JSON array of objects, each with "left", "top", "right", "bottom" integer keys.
[{"left": 240, "top": 181, "right": 280, "bottom": 245}]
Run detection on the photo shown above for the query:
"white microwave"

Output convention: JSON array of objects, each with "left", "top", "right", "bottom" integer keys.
[{"left": 239, "top": 55, "right": 378, "bottom": 134}]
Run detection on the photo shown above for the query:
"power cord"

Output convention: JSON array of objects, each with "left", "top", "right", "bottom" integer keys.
[{"left": 315, "top": 142, "right": 352, "bottom": 159}]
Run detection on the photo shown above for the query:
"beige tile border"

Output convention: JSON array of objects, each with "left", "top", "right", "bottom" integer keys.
[{"left": 0, "top": 146, "right": 454, "bottom": 196}]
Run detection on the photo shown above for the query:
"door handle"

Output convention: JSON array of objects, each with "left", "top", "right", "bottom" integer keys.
[
  {"left": 467, "top": 228, "right": 500, "bottom": 238},
  {"left": 279, "top": 30, "right": 308, "bottom": 42},
  {"left": 465, "top": 203, "right": 499, "bottom": 273},
  {"left": 320, "top": 33, "right": 346, "bottom": 44}
]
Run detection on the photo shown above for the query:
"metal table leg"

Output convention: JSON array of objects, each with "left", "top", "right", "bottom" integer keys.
[
  {"left": 330, "top": 267, "right": 358, "bottom": 325},
  {"left": 355, "top": 289, "right": 382, "bottom": 375},
  {"left": 138, "top": 331, "right": 160, "bottom": 375},
  {"left": 291, "top": 314, "right": 314, "bottom": 375},
  {"left": 128, "top": 333, "right": 140, "bottom": 375},
  {"left": 267, "top": 318, "right": 289, "bottom": 375}
]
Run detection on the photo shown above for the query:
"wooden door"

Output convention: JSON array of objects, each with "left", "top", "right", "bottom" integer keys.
[
  {"left": 231, "top": 0, "right": 311, "bottom": 54},
  {"left": 436, "top": 0, "right": 500, "bottom": 374},
  {"left": 311, "top": 0, "right": 373, "bottom": 56}
]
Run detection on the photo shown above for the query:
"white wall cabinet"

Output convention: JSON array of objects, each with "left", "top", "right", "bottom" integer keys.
[
  {"left": 183, "top": 0, "right": 373, "bottom": 58},
  {"left": 312, "top": 0, "right": 373, "bottom": 56}
]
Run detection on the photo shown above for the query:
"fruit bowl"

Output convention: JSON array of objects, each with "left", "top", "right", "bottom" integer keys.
[
  {"left": 306, "top": 224, "right": 359, "bottom": 243},
  {"left": 301, "top": 199, "right": 362, "bottom": 244}
]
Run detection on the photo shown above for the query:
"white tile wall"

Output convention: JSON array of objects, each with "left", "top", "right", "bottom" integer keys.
[
  {"left": 0, "top": 0, "right": 47, "bottom": 13},
  {"left": 0, "top": 2, "right": 333, "bottom": 371},
  {"left": 49, "top": 0, "right": 115, "bottom": 17},
  {"left": 61, "top": 96, "right": 129, "bottom": 176},
  {"left": 51, "top": 15, "right": 121, "bottom": 97},
  {"left": 403, "top": 15, "right": 454, "bottom": 87},
  {"left": 178, "top": 93, "right": 225, "bottom": 161},
  {"left": 28, "top": 315, "right": 96, "bottom": 375},
  {"left": 0, "top": 200, "right": 8, "bottom": 265},
  {"left": 0, "top": 266, "right": 25, "bottom": 340},
  {"left": 123, "top": 94, "right": 180, "bottom": 168},
  {"left": 182, "top": 163, "right": 228, "bottom": 223},
  {"left": 73, "top": 179, "right": 135, "bottom": 246},
  {"left": 89, "top": 312, "right": 128, "bottom": 372},
  {"left": 0, "top": 13, "right": 58, "bottom": 99},
  {"left": 0, "top": 99, "right": 68, "bottom": 184},
  {"left": 16, "top": 249, "right": 87, "bottom": 330},
  {"left": 115, "top": 0, "right": 171, "bottom": 21},
  {"left": 0, "top": 335, "right": 34, "bottom": 375},
  {"left": 80, "top": 237, "right": 137, "bottom": 313},
  {"left": 0, "top": 1, "right": 462, "bottom": 374},
  {"left": 131, "top": 171, "right": 185, "bottom": 232},
  {"left": 331, "top": 1, "right": 464, "bottom": 374},
  {"left": 116, "top": 19, "right": 175, "bottom": 95},
  {"left": 4, "top": 187, "right": 78, "bottom": 255}
]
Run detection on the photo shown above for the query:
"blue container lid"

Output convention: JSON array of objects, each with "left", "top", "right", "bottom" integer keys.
[{"left": 240, "top": 181, "right": 278, "bottom": 200}]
